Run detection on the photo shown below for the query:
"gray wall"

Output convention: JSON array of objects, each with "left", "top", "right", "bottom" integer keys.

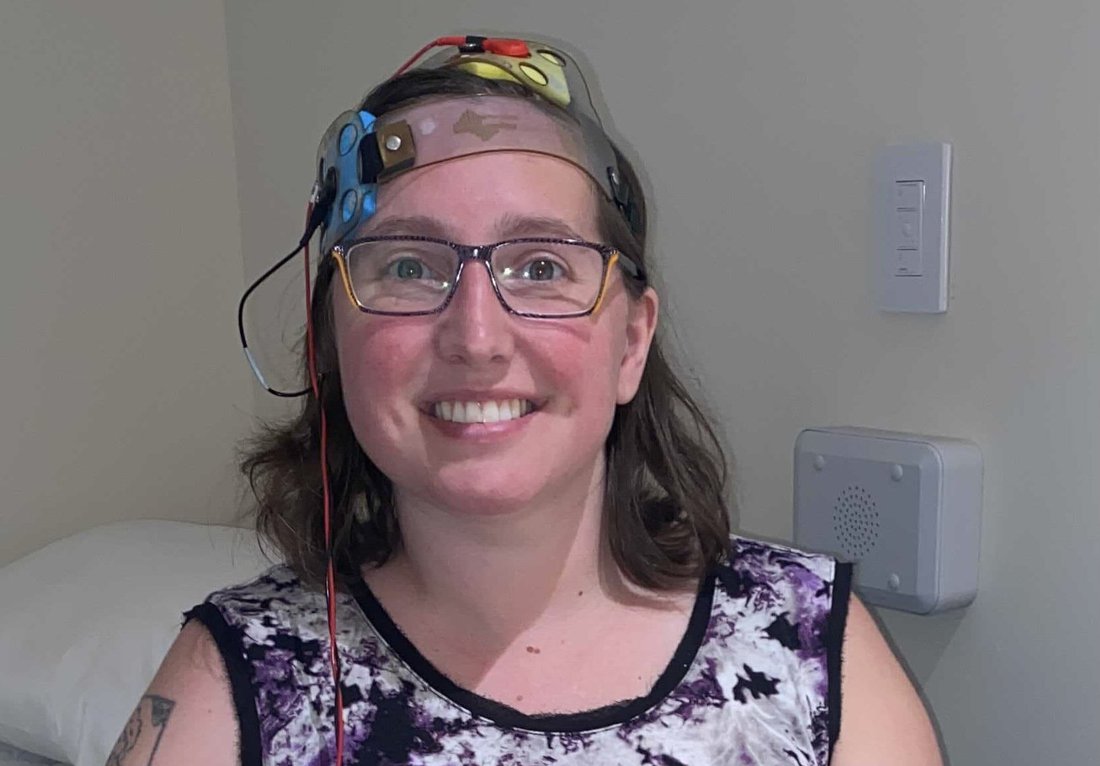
[
  {"left": 224, "top": 2, "right": 1100, "bottom": 763},
  {"left": 0, "top": 2, "right": 254, "bottom": 563}
]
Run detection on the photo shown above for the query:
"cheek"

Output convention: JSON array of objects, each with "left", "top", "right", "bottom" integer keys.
[
  {"left": 335, "top": 318, "right": 427, "bottom": 431},
  {"left": 537, "top": 318, "right": 628, "bottom": 415}
]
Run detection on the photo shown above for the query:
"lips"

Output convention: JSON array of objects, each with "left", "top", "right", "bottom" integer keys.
[{"left": 431, "top": 399, "right": 535, "bottom": 424}]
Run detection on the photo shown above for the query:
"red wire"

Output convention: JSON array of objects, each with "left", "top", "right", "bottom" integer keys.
[
  {"left": 302, "top": 203, "right": 345, "bottom": 764},
  {"left": 394, "top": 36, "right": 466, "bottom": 74}
]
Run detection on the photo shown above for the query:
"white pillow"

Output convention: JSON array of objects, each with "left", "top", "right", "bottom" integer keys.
[{"left": 0, "top": 520, "right": 271, "bottom": 766}]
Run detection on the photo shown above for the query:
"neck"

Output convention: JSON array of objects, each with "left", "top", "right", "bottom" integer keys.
[{"left": 369, "top": 456, "right": 649, "bottom": 640}]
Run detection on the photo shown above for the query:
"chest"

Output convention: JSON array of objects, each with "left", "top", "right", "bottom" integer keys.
[{"left": 399, "top": 600, "right": 695, "bottom": 715}]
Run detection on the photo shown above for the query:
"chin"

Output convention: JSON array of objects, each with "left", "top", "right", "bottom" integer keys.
[{"left": 433, "top": 483, "right": 544, "bottom": 518}]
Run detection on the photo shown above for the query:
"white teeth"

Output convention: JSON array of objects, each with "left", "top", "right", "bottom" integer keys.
[
  {"left": 482, "top": 401, "right": 500, "bottom": 423},
  {"left": 432, "top": 398, "right": 535, "bottom": 423}
]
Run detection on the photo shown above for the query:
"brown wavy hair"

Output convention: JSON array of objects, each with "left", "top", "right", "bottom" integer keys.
[{"left": 240, "top": 68, "right": 732, "bottom": 592}]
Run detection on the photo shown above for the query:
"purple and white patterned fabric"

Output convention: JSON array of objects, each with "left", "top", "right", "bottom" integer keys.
[{"left": 186, "top": 535, "right": 851, "bottom": 766}]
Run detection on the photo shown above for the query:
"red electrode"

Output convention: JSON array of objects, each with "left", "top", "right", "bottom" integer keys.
[
  {"left": 482, "top": 38, "right": 530, "bottom": 57},
  {"left": 397, "top": 36, "right": 530, "bottom": 74}
]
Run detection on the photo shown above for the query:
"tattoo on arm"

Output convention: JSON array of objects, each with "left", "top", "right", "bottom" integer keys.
[{"left": 106, "top": 695, "right": 176, "bottom": 766}]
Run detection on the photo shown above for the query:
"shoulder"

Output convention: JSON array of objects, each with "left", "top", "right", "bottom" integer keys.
[
  {"left": 717, "top": 533, "right": 851, "bottom": 613},
  {"left": 184, "top": 565, "right": 334, "bottom": 694},
  {"left": 172, "top": 565, "right": 347, "bottom": 766},
  {"left": 185, "top": 562, "right": 382, "bottom": 689},
  {"left": 106, "top": 615, "right": 240, "bottom": 765},
  {"left": 714, "top": 535, "right": 942, "bottom": 764},
  {"left": 198, "top": 563, "right": 314, "bottom": 610},
  {"left": 187, "top": 564, "right": 329, "bottom": 636},
  {"left": 829, "top": 595, "right": 943, "bottom": 765},
  {"left": 726, "top": 533, "right": 845, "bottom": 574},
  {"left": 710, "top": 535, "right": 851, "bottom": 763}
]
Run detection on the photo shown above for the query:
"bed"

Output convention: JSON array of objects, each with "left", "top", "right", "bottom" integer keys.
[
  {"left": 0, "top": 740, "right": 65, "bottom": 766},
  {"left": 0, "top": 520, "right": 270, "bottom": 766}
]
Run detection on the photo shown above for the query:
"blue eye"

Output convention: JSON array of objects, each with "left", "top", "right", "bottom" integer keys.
[
  {"left": 388, "top": 258, "right": 425, "bottom": 280},
  {"left": 521, "top": 258, "right": 562, "bottom": 281}
]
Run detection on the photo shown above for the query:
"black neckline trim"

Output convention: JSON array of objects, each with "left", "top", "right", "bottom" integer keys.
[{"left": 347, "top": 569, "right": 717, "bottom": 733}]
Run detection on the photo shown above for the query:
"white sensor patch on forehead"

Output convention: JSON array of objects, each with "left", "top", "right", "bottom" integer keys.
[{"left": 418, "top": 116, "right": 438, "bottom": 136}]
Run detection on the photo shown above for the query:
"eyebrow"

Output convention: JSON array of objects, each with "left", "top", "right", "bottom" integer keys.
[
  {"left": 360, "top": 215, "right": 449, "bottom": 238},
  {"left": 495, "top": 213, "right": 588, "bottom": 241},
  {"left": 358, "top": 213, "right": 589, "bottom": 242}
]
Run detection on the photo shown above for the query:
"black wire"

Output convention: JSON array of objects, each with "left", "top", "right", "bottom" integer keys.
[
  {"left": 237, "top": 243, "right": 302, "bottom": 350},
  {"left": 237, "top": 196, "right": 334, "bottom": 398},
  {"left": 236, "top": 242, "right": 311, "bottom": 398}
]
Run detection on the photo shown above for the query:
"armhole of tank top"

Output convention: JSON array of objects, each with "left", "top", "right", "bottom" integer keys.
[
  {"left": 184, "top": 603, "right": 263, "bottom": 766},
  {"left": 824, "top": 560, "right": 853, "bottom": 764}
]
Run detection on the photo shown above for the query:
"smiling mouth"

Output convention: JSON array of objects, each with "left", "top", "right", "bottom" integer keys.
[{"left": 430, "top": 399, "right": 536, "bottom": 424}]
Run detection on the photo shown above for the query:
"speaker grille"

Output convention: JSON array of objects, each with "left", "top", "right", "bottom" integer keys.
[{"left": 833, "top": 484, "right": 880, "bottom": 559}]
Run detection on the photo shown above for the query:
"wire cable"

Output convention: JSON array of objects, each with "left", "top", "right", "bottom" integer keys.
[{"left": 299, "top": 203, "right": 346, "bottom": 764}]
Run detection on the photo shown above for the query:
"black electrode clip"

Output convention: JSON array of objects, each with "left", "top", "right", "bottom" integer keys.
[
  {"left": 301, "top": 168, "right": 339, "bottom": 248},
  {"left": 608, "top": 166, "right": 643, "bottom": 239},
  {"left": 359, "top": 136, "right": 385, "bottom": 186},
  {"left": 458, "top": 35, "right": 489, "bottom": 53}
]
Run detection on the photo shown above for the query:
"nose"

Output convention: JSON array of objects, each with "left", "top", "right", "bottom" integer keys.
[{"left": 434, "top": 259, "right": 515, "bottom": 366}]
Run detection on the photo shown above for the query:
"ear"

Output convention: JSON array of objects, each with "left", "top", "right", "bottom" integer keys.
[{"left": 617, "top": 287, "right": 659, "bottom": 404}]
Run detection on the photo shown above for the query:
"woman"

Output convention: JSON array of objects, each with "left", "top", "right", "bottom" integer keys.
[{"left": 109, "top": 36, "right": 942, "bottom": 765}]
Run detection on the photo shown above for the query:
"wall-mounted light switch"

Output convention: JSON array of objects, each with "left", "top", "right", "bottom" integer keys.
[{"left": 874, "top": 144, "right": 951, "bottom": 312}]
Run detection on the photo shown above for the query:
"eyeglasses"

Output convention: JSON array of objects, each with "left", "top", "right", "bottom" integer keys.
[{"left": 331, "top": 235, "right": 645, "bottom": 318}]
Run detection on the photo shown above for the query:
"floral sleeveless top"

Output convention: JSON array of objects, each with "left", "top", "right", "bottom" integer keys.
[{"left": 185, "top": 535, "right": 852, "bottom": 766}]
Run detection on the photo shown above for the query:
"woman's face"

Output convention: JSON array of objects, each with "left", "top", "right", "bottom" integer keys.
[{"left": 332, "top": 151, "right": 657, "bottom": 517}]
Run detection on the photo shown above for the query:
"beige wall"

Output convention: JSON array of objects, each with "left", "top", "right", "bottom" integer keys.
[
  {"left": 0, "top": 2, "right": 254, "bottom": 564},
  {"left": 5, "top": 0, "right": 1094, "bottom": 761},
  {"left": 223, "top": 2, "right": 1100, "bottom": 763}
]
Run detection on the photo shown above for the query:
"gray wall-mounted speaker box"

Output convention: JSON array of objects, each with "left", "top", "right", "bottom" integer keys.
[{"left": 794, "top": 427, "right": 982, "bottom": 614}]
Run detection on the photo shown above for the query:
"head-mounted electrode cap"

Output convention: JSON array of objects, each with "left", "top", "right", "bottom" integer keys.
[{"left": 315, "top": 37, "right": 637, "bottom": 255}]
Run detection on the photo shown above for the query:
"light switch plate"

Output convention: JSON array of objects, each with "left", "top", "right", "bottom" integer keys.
[{"left": 874, "top": 143, "right": 951, "bottom": 313}]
